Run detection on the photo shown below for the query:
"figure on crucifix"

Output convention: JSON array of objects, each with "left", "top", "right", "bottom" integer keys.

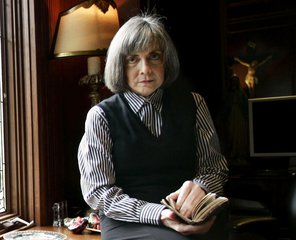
[{"left": 234, "top": 55, "right": 272, "bottom": 92}]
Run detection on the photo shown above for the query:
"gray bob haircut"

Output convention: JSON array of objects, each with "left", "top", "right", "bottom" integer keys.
[{"left": 104, "top": 14, "right": 180, "bottom": 93}]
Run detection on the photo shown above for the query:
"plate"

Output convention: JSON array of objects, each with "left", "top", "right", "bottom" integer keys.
[
  {"left": 86, "top": 227, "right": 101, "bottom": 233},
  {"left": 3, "top": 230, "right": 67, "bottom": 240}
]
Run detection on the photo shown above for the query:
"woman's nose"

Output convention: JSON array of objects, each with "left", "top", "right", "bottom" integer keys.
[{"left": 139, "top": 59, "right": 151, "bottom": 74}]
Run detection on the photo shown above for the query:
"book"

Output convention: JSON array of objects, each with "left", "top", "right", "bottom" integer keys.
[{"left": 161, "top": 192, "right": 229, "bottom": 225}]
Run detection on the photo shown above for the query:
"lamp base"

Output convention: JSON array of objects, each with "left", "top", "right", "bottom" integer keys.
[{"left": 79, "top": 74, "right": 103, "bottom": 106}]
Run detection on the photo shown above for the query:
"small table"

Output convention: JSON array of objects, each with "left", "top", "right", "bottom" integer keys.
[{"left": 30, "top": 226, "right": 101, "bottom": 240}]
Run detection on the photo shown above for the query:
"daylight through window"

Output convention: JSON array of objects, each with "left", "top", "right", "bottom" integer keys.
[{"left": 0, "top": 40, "right": 6, "bottom": 213}]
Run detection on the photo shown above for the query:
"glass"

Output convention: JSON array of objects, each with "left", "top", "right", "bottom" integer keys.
[{"left": 52, "top": 200, "right": 68, "bottom": 227}]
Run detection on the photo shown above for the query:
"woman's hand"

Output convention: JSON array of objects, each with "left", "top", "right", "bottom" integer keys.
[
  {"left": 166, "top": 180, "right": 206, "bottom": 218},
  {"left": 160, "top": 208, "right": 215, "bottom": 235}
]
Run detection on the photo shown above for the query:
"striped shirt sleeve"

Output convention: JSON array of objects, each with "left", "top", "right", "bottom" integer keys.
[{"left": 191, "top": 92, "right": 229, "bottom": 195}]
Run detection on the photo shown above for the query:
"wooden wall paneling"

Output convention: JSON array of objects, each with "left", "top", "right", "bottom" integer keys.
[{"left": 3, "top": 0, "right": 46, "bottom": 225}]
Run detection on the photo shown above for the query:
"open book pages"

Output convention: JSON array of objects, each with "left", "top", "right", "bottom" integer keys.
[{"left": 161, "top": 192, "right": 229, "bottom": 225}]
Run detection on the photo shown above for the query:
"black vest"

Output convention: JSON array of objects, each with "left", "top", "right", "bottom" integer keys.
[{"left": 99, "top": 89, "right": 196, "bottom": 203}]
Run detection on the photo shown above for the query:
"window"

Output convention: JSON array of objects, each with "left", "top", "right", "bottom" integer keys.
[
  {"left": 0, "top": 39, "right": 6, "bottom": 213},
  {"left": 0, "top": 0, "right": 45, "bottom": 225}
]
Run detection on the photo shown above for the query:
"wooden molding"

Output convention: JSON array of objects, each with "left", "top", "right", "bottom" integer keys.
[{"left": 2, "top": 0, "right": 45, "bottom": 225}]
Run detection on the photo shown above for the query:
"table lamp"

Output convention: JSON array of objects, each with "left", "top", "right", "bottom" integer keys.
[{"left": 50, "top": 0, "right": 120, "bottom": 106}]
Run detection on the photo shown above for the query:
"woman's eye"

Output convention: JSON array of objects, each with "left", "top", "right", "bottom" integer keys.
[
  {"left": 150, "top": 52, "right": 162, "bottom": 61},
  {"left": 126, "top": 56, "right": 138, "bottom": 64}
]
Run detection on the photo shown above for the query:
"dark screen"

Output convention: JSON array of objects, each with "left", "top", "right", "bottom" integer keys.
[{"left": 249, "top": 97, "right": 296, "bottom": 156}]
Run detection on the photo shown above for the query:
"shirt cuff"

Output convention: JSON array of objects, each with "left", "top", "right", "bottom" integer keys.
[
  {"left": 139, "top": 203, "right": 166, "bottom": 225},
  {"left": 193, "top": 179, "right": 209, "bottom": 193}
]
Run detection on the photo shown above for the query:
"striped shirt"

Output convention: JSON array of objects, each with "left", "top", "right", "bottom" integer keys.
[{"left": 78, "top": 89, "right": 229, "bottom": 225}]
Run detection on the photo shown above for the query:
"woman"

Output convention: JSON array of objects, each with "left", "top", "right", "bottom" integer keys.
[{"left": 78, "top": 14, "right": 229, "bottom": 240}]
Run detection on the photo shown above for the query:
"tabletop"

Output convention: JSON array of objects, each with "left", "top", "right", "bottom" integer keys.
[{"left": 28, "top": 226, "right": 101, "bottom": 240}]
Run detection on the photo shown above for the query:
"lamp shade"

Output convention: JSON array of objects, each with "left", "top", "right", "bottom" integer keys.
[{"left": 50, "top": 0, "right": 120, "bottom": 58}]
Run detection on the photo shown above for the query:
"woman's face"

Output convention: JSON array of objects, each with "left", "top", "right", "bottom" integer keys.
[{"left": 125, "top": 48, "right": 164, "bottom": 97}]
